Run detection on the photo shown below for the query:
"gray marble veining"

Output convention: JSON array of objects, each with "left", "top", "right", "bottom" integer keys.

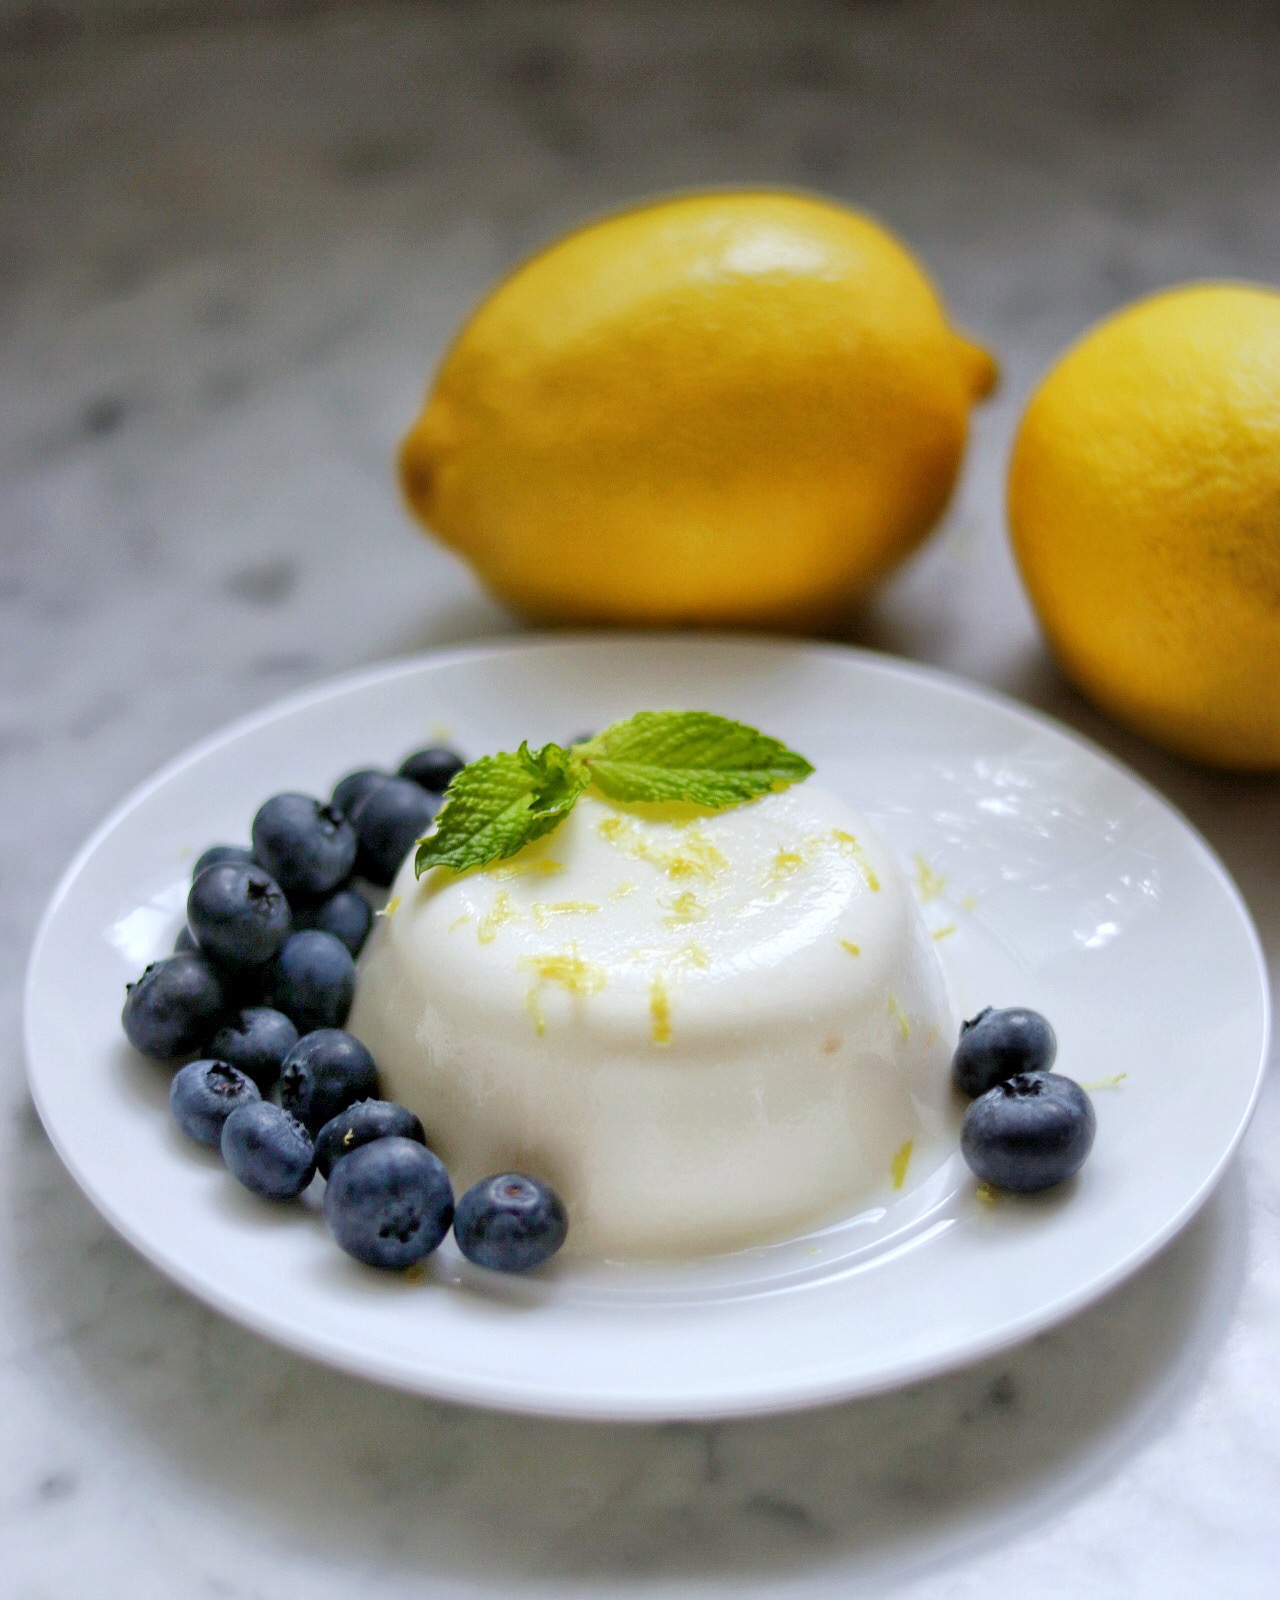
[{"left": 1, "top": 2, "right": 1278, "bottom": 1595}]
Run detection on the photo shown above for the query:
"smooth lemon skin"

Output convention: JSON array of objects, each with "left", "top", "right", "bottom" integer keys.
[
  {"left": 1009, "top": 283, "right": 1280, "bottom": 770},
  {"left": 400, "top": 192, "right": 995, "bottom": 629}
]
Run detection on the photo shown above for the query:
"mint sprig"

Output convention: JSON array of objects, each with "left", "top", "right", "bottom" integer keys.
[{"left": 414, "top": 711, "right": 813, "bottom": 877}]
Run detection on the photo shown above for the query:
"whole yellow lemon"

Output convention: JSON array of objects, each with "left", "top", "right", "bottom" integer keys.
[
  {"left": 1009, "top": 284, "right": 1280, "bottom": 770},
  {"left": 400, "top": 192, "right": 995, "bottom": 628}
]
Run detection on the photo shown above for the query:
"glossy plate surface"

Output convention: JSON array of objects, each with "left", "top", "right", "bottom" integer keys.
[{"left": 24, "top": 637, "right": 1270, "bottom": 1419}]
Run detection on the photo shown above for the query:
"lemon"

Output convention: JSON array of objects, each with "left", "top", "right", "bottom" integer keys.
[
  {"left": 1009, "top": 284, "right": 1280, "bottom": 770},
  {"left": 400, "top": 192, "right": 995, "bottom": 628}
]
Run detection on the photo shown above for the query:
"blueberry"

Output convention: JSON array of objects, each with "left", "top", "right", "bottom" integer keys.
[
  {"left": 294, "top": 887, "right": 374, "bottom": 958},
  {"left": 193, "top": 844, "right": 255, "bottom": 879},
  {"left": 961, "top": 1072, "right": 1096, "bottom": 1193},
  {"left": 187, "top": 862, "right": 291, "bottom": 970},
  {"left": 314, "top": 1099, "right": 426, "bottom": 1179},
  {"left": 323, "top": 1138, "right": 453, "bottom": 1269},
  {"left": 952, "top": 1006, "right": 1058, "bottom": 1098},
  {"left": 350, "top": 777, "right": 440, "bottom": 887},
  {"left": 221, "top": 1101, "right": 316, "bottom": 1199},
  {"left": 331, "top": 767, "right": 389, "bottom": 819},
  {"left": 453, "top": 1173, "right": 568, "bottom": 1272},
  {"left": 270, "top": 929, "right": 356, "bottom": 1031},
  {"left": 278, "top": 1028, "right": 379, "bottom": 1132},
  {"left": 174, "top": 924, "right": 199, "bottom": 954},
  {"left": 169, "top": 1059, "right": 260, "bottom": 1147},
  {"left": 398, "top": 746, "right": 465, "bottom": 794},
  {"left": 122, "top": 953, "right": 225, "bottom": 1060},
  {"left": 251, "top": 792, "right": 357, "bottom": 903},
  {"left": 209, "top": 1006, "right": 299, "bottom": 1093}
]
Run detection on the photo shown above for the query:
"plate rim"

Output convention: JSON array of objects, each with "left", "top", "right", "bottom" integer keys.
[{"left": 22, "top": 632, "right": 1273, "bottom": 1419}]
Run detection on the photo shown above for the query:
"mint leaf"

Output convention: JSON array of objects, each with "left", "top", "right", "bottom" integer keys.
[
  {"left": 413, "top": 713, "right": 813, "bottom": 876},
  {"left": 414, "top": 742, "right": 587, "bottom": 876},
  {"left": 579, "top": 711, "right": 813, "bottom": 806}
]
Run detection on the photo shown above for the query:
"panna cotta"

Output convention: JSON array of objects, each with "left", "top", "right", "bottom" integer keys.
[{"left": 348, "top": 785, "right": 954, "bottom": 1258}]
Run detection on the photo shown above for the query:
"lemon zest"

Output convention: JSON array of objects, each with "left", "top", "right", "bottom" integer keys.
[
  {"left": 975, "top": 1182, "right": 998, "bottom": 1207},
  {"left": 531, "top": 899, "right": 601, "bottom": 929},
  {"left": 887, "top": 994, "right": 910, "bottom": 1040},
  {"left": 1081, "top": 1072, "right": 1128, "bottom": 1091},
  {"left": 490, "top": 857, "right": 566, "bottom": 880},
  {"left": 449, "top": 911, "right": 471, "bottom": 932},
  {"left": 661, "top": 890, "right": 706, "bottom": 926},
  {"left": 839, "top": 938, "right": 861, "bottom": 957},
  {"left": 477, "top": 890, "right": 520, "bottom": 944},
  {"left": 912, "top": 854, "right": 946, "bottom": 902},
  {"left": 379, "top": 896, "right": 402, "bottom": 919},
  {"left": 597, "top": 814, "right": 728, "bottom": 880},
  {"left": 831, "top": 830, "right": 880, "bottom": 892},
  {"left": 890, "top": 1140, "right": 913, "bottom": 1190},
  {"left": 650, "top": 975, "right": 672, "bottom": 1045},
  {"left": 931, "top": 924, "right": 957, "bottom": 942},
  {"left": 610, "top": 880, "right": 638, "bottom": 900}
]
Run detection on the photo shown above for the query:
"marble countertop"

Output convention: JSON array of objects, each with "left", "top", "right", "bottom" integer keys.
[{"left": 2, "top": 2, "right": 1278, "bottom": 1595}]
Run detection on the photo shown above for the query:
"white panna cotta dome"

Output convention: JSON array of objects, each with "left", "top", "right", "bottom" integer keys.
[{"left": 347, "top": 785, "right": 954, "bottom": 1259}]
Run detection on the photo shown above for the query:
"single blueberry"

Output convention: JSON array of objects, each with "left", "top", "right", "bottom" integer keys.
[
  {"left": 122, "top": 953, "right": 225, "bottom": 1061},
  {"left": 961, "top": 1072, "right": 1096, "bottom": 1193},
  {"left": 270, "top": 929, "right": 356, "bottom": 1032},
  {"left": 294, "top": 887, "right": 374, "bottom": 957},
  {"left": 188, "top": 862, "right": 291, "bottom": 970},
  {"left": 193, "top": 843, "right": 255, "bottom": 879},
  {"left": 398, "top": 746, "right": 465, "bottom": 794},
  {"left": 221, "top": 1101, "right": 316, "bottom": 1199},
  {"left": 323, "top": 1138, "right": 453, "bottom": 1269},
  {"left": 174, "top": 924, "right": 199, "bottom": 954},
  {"left": 251, "top": 792, "right": 357, "bottom": 903},
  {"left": 453, "top": 1173, "right": 568, "bottom": 1272},
  {"left": 331, "top": 767, "right": 389, "bottom": 819},
  {"left": 209, "top": 1006, "right": 299, "bottom": 1093},
  {"left": 350, "top": 777, "right": 440, "bottom": 887},
  {"left": 952, "top": 1006, "right": 1058, "bottom": 1098},
  {"left": 278, "top": 1028, "right": 379, "bottom": 1132},
  {"left": 169, "top": 1059, "right": 260, "bottom": 1147},
  {"left": 314, "top": 1099, "right": 426, "bottom": 1179}
]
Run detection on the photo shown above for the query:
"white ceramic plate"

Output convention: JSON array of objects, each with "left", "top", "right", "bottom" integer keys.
[{"left": 24, "top": 636, "right": 1269, "bottom": 1420}]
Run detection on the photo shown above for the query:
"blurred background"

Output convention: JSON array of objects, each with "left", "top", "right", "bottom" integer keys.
[{"left": 2, "top": 3, "right": 1278, "bottom": 1597}]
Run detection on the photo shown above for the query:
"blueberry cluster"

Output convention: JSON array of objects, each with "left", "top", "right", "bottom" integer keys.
[
  {"left": 121, "top": 745, "right": 567, "bottom": 1275},
  {"left": 951, "top": 1007, "right": 1096, "bottom": 1192}
]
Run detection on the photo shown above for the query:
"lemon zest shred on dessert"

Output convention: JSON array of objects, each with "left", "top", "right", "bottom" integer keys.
[
  {"left": 490, "top": 857, "right": 566, "bottom": 880},
  {"left": 650, "top": 975, "right": 672, "bottom": 1045},
  {"left": 839, "top": 938, "right": 861, "bottom": 957},
  {"left": 830, "top": 830, "right": 880, "bottom": 892},
  {"left": 768, "top": 847, "right": 808, "bottom": 883},
  {"left": 890, "top": 1139, "right": 913, "bottom": 1190},
  {"left": 975, "top": 1181, "right": 998, "bottom": 1207},
  {"left": 449, "top": 911, "right": 472, "bottom": 933},
  {"left": 661, "top": 890, "right": 706, "bottom": 926},
  {"left": 531, "top": 899, "right": 601, "bottom": 929},
  {"left": 404, "top": 1261, "right": 427, "bottom": 1284},
  {"left": 672, "top": 942, "right": 710, "bottom": 970},
  {"left": 961, "top": 894, "right": 977, "bottom": 912},
  {"left": 887, "top": 994, "right": 910, "bottom": 1040},
  {"left": 931, "top": 923, "right": 957, "bottom": 942},
  {"left": 610, "top": 880, "right": 638, "bottom": 900},
  {"left": 596, "top": 813, "right": 728, "bottom": 881},
  {"left": 524, "top": 984, "right": 547, "bottom": 1037},
  {"left": 378, "top": 896, "right": 402, "bottom": 919},
  {"left": 518, "top": 948, "right": 607, "bottom": 996},
  {"left": 477, "top": 890, "right": 520, "bottom": 944},
  {"left": 912, "top": 854, "right": 946, "bottom": 902},
  {"left": 1081, "top": 1072, "right": 1128, "bottom": 1091}
]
